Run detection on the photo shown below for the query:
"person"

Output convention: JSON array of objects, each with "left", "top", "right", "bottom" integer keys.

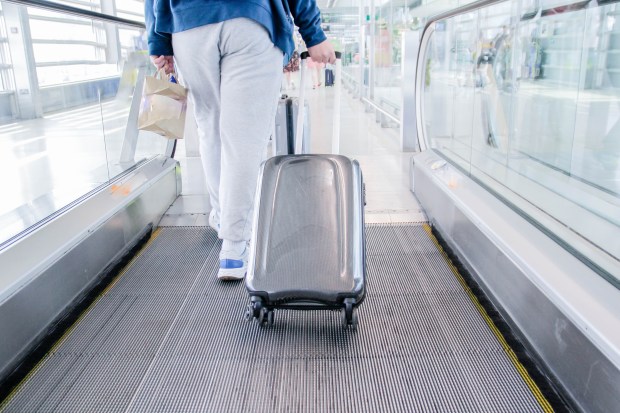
[
  {"left": 145, "top": 1, "right": 336, "bottom": 281},
  {"left": 283, "top": 50, "right": 300, "bottom": 89}
]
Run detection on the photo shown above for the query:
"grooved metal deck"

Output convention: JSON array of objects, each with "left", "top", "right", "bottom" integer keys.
[{"left": 2, "top": 225, "right": 545, "bottom": 412}]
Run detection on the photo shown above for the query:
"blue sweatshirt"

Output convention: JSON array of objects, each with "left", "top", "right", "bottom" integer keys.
[{"left": 145, "top": 0, "right": 326, "bottom": 65}]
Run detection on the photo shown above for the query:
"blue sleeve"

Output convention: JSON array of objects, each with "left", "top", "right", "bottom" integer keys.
[
  {"left": 145, "top": 0, "right": 173, "bottom": 56},
  {"left": 287, "top": 0, "right": 327, "bottom": 48}
]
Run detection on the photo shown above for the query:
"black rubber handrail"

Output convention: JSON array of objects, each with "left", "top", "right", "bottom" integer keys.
[{"left": 4, "top": 0, "right": 145, "bottom": 28}]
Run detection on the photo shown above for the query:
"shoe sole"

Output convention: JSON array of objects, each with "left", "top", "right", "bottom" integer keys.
[{"left": 217, "top": 268, "right": 246, "bottom": 281}]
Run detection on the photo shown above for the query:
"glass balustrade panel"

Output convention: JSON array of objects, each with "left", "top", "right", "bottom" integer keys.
[
  {"left": 0, "top": 1, "right": 167, "bottom": 247},
  {"left": 422, "top": 0, "right": 620, "bottom": 284}
]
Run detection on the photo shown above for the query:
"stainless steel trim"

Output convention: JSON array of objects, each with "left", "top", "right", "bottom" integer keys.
[
  {"left": 4, "top": 0, "right": 145, "bottom": 28},
  {"left": 0, "top": 156, "right": 179, "bottom": 380},
  {"left": 0, "top": 156, "right": 179, "bottom": 303},
  {"left": 413, "top": 149, "right": 620, "bottom": 413}
]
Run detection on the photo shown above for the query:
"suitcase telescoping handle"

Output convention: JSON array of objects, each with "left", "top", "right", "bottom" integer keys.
[{"left": 295, "top": 50, "right": 342, "bottom": 155}]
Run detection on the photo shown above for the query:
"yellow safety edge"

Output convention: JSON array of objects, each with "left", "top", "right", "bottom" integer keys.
[
  {"left": 0, "top": 228, "right": 162, "bottom": 409},
  {"left": 423, "top": 224, "right": 554, "bottom": 413}
]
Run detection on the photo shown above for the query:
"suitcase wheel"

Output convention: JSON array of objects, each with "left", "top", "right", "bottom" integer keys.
[
  {"left": 246, "top": 299, "right": 274, "bottom": 326},
  {"left": 341, "top": 299, "right": 358, "bottom": 329},
  {"left": 258, "top": 307, "right": 274, "bottom": 326},
  {"left": 266, "top": 309, "right": 275, "bottom": 326},
  {"left": 246, "top": 298, "right": 264, "bottom": 320}
]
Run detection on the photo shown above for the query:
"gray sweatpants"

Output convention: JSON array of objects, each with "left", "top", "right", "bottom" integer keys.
[{"left": 172, "top": 18, "right": 283, "bottom": 242}]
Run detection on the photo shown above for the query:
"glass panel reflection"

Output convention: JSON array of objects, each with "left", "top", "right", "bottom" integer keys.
[
  {"left": 424, "top": 22, "right": 458, "bottom": 165},
  {"left": 473, "top": 3, "right": 513, "bottom": 161},
  {"left": 422, "top": 0, "right": 620, "bottom": 283},
  {"left": 451, "top": 11, "right": 479, "bottom": 168},
  {"left": 572, "top": 3, "right": 620, "bottom": 197},
  {"left": 512, "top": 4, "right": 585, "bottom": 174},
  {"left": 0, "top": 1, "right": 166, "bottom": 246}
]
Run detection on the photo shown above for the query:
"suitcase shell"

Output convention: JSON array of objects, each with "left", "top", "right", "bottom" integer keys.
[
  {"left": 246, "top": 154, "right": 365, "bottom": 308},
  {"left": 274, "top": 95, "right": 310, "bottom": 155}
]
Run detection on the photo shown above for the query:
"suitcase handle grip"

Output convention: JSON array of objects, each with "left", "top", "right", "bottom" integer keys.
[{"left": 300, "top": 51, "right": 341, "bottom": 60}]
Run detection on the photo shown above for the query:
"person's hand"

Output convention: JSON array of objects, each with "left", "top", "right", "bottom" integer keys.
[
  {"left": 307, "top": 41, "right": 336, "bottom": 64},
  {"left": 150, "top": 55, "right": 175, "bottom": 74}
]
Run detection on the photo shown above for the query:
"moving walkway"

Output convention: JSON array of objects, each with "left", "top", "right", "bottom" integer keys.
[{"left": 1, "top": 0, "right": 619, "bottom": 412}]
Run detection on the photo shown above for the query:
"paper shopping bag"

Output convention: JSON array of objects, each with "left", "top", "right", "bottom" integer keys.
[{"left": 138, "top": 70, "right": 188, "bottom": 139}]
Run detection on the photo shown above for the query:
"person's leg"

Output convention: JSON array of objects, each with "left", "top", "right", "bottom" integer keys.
[
  {"left": 217, "top": 18, "right": 283, "bottom": 279},
  {"left": 172, "top": 25, "right": 223, "bottom": 229}
]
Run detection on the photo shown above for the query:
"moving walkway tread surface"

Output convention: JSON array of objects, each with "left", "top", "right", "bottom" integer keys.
[{"left": 1, "top": 224, "right": 555, "bottom": 412}]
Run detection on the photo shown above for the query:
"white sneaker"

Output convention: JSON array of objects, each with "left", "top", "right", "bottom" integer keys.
[
  {"left": 218, "top": 240, "right": 249, "bottom": 281},
  {"left": 208, "top": 210, "right": 220, "bottom": 234}
]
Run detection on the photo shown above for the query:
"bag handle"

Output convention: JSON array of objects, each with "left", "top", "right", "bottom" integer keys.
[
  {"left": 295, "top": 51, "right": 342, "bottom": 155},
  {"left": 156, "top": 68, "right": 180, "bottom": 84},
  {"left": 156, "top": 68, "right": 168, "bottom": 79}
]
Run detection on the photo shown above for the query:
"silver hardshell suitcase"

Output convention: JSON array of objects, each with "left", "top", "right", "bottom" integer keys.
[
  {"left": 245, "top": 154, "right": 365, "bottom": 326},
  {"left": 246, "top": 51, "right": 365, "bottom": 327},
  {"left": 274, "top": 95, "right": 310, "bottom": 155}
]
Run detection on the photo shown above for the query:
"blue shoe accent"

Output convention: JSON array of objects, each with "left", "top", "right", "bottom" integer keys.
[
  {"left": 220, "top": 258, "right": 244, "bottom": 269},
  {"left": 218, "top": 241, "right": 249, "bottom": 281}
]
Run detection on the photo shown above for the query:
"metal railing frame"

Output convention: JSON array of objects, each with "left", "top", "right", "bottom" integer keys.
[{"left": 4, "top": 0, "right": 145, "bottom": 28}]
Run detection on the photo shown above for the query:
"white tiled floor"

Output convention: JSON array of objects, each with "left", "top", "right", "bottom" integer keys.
[{"left": 163, "top": 81, "right": 426, "bottom": 226}]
